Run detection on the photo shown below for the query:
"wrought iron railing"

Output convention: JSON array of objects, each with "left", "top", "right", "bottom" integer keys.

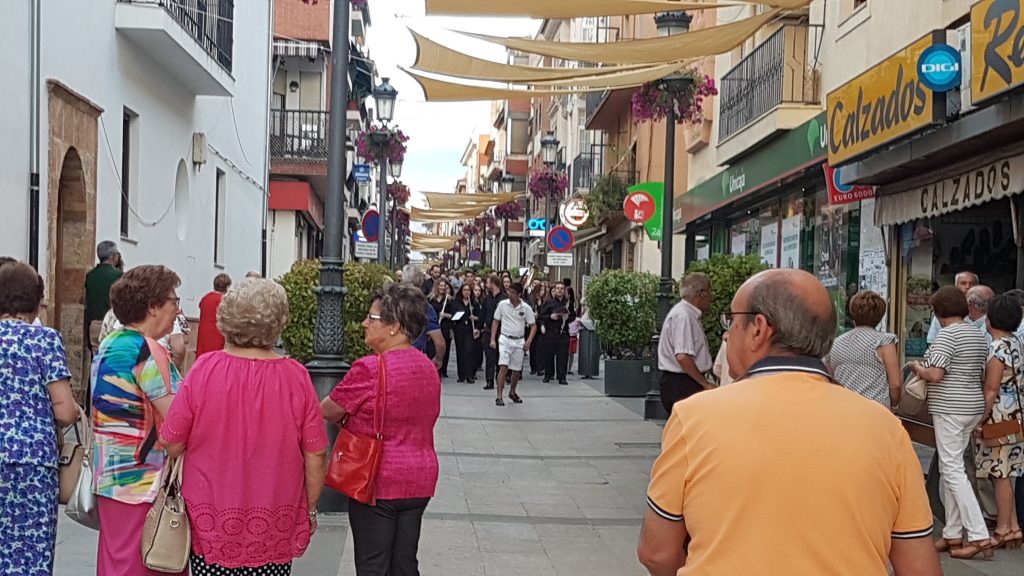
[
  {"left": 571, "top": 152, "right": 597, "bottom": 192},
  {"left": 270, "top": 110, "right": 328, "bottom": 162},
  {"left": 718, "top": 25, "right": 819, "bottom": 142},
  {"left": 117, "top": 0, "right": 234, "bottom": 72},
  {"left": 585, "top": 90, "right": 610, "bottom": 127}
]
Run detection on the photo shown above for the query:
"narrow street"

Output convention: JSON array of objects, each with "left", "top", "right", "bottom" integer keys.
[{"left": 54, "top": 366, "right": 1023, "bottom": 575}]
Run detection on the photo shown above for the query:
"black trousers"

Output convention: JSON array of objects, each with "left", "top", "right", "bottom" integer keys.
[
  {"left": 529, "top": 334, "right": 543, "bottom": 374},
  {"left": 349, "top": 497, "right": 430, "bottom": 576},
  {"left": 543, "top": 332, "right": 570, "bottom": 381},
  {"left": 439, "top": 323, "right": 453, "bottom": 376},
  {"left": 454, "top": 327, "right": 477, "bottom": 381},
  {"left": 660, "top": 371, "right": 704, "bottom": 415},
  {"left": 482, "top": 331, "right": 499, "bottom": 383}
]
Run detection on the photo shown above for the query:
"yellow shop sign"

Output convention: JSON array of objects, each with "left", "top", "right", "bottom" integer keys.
[
  {"left": 827, "top": 32, "right": 946, "bottom": 166},
  {"left": 972, "top": 0, "right": 1024, "bottom": 104}
]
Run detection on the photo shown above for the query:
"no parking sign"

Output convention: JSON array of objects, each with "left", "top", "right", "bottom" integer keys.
[{"left": 547, "top": 226, "right": 574, "bottom": 253}]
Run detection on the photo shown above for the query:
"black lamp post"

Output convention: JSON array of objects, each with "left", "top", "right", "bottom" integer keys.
[
  {"left": 371, "top": 78, "right": 398, "bottom": 266},
  {"left": 502, "top": 174, "right": 515, "bottom": 270},
  {"left": 540, "top": 131, "right": 559, "bottom": 268},
  {"left": 306, "top": 0, "right": 351, "bottom": 512},
  {"left": 646, "top": 11, "right": 694, "bottom": 421},
  {"left": 388, "top": 159, "right": 403, "bottom": 269}
]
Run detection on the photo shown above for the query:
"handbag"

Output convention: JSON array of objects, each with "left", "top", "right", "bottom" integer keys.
[
  {"left": 981, "top": 337, "right": 1024, "bottom": 448},
  {"left": 141, "top": 457, "right": 190, "bottom": 573},
  {"left": 325, "top": 354, "right": 387, "bottom": 505},
  {"left": 64, "top": 405, "right": 100, "bottom": 530},
  {"left": 58, "top": 406, "right": 86, "bottom": 504},
  {"left": 895, "top": 365, "right": 930, "bottom": 422}
]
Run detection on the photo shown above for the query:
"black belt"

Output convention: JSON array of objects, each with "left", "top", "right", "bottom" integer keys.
[{"left": 500, "top": 334, "right": 523, "bottom": 340}]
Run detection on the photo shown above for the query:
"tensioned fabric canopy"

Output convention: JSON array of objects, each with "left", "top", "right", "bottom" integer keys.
[
  {"left": 411, "top": 31, "right": 651, "bottom": 83},
  {"left": 411, "top": 232, "right": 462, "bottom": 243},
  {"left": 409, "top": 206, "right": 488, "bottom": 222},
  {"left": 528, "top": 60, "right": 692, "bottom": 87},
  {"left": 458, "top": 9, "right": 779, "bottom": 64},
  {"left": 405, "top": 69, "right": 621, "bottom": 102},
  {"left": 424, "top": 0, "right": 740, "bottom": 19},
  {"left": 422, "top": 191, "right": 524, "bottom": 210}
]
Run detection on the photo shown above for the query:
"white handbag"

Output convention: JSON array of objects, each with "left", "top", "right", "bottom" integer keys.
[
  {"left": 64, "top": 406, "right": 100, "bottom": 530},
  {"left": 141, "top": 457, "right": 191, "bottom": 573}
]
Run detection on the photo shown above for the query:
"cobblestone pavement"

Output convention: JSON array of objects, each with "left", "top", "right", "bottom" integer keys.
[{"left": 54, "top": 364, "right": 1023, "bottom": 575}]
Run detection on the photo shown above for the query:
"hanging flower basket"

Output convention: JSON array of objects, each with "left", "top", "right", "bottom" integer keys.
[
  {"left": 475, "top": 214, "right": 497, "bottom": 229},
  {"left": 494, "top": 201, "right": 524, "bottom": 221},
  {"left": 356, "top": 125, "right": 409, "bottom": 164},
  {"left": 631, "top": 73, "right": 718, "bottom": 124},
  {"left": 351, "top": 0, "right": 367, "bottom": 7},
  {"left": 395, "top": 210, "right": 411, "bottom": 235},
  {"left": 461, "top": 223, "right": 480, "bottom": 236},
  {"left": 387, "top": 182, "right": 410, "bottom": 205},
  {"left": 528, "top": 169, "right": 568, "bottom": 200}
]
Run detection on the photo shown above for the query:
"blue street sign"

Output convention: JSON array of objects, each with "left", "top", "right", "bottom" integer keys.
[
  {"left": 468, "top": 249, "right": 482, "bottom": 261},
  {"left": 353, "top": 164, "right": 372, "bottom": 183},
  {"left": 361, "top": 210, "right": 380, "bottom": 242},
  {"left": 548, "top": 226, "right": 574, "bottom": 253}
]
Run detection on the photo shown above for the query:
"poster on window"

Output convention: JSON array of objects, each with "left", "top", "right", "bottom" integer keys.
[
  {"left": 696, "top": 245, "right": 710, "bottom": 261},
  {"left": 760, "top": 222, "right": 779, "bottom": 268},
  {"left": 731, "top": 233, "right": 747, "bottom": 256},
  {"left": 780, "top": 216, "right": 801, "bottom": 269}
]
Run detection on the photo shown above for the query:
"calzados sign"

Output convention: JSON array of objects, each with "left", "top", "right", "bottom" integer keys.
[
  {"left": 827, "top": 32, "right": 946, "bottom": 166},
  {"left": 972, "top": 0, "right": 1024, "bottom": 104}
]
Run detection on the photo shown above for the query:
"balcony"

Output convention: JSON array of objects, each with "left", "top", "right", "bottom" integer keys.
[
  {"left": 716, "top": 24, "right": 820, "bottom": 163},
  {"left": 270, "top": 110, "right": 328, "bottom": 164},
  {"left": 585, "top": 88, "right": 635, "bottom": 132},
  {"left": 115, "top": 0, "right": 235, "bottom": 96},
  {"left": 571, "top": 152, "right": 598, "bottom": 192},
  {"left": 486, "top": 150, "right": 506, "bottom": 182}
]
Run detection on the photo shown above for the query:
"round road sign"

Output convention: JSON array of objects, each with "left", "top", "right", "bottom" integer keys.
[
  {"left": 560, "top": 197, "right": 590, "bottom": 230},
  {"left": 548, "top": 226, "right": 574, "bottom": 253},
  {"left": 361, "top": 210, "right": 380, "bottom": 242},
  {"left": 623, "top": 191, "right": 656, "bottom": 223}
]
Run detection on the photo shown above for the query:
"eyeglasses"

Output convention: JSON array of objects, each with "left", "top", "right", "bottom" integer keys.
[
  {"left": 366, "top": 313, "right": 383, "bottom": 322},
  {"left": 167, "top": 297, "right": 181, "bottom": 308},
  {"left": 720, "top": 311, "right": 758, "bottom": 330}
]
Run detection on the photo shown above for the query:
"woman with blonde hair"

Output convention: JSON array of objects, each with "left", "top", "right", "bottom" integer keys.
[
  {"left": 428, "top": 278, "right": 455, "bottom": 378},
  {"left": 161, "top": 279, "right": 327, "bottom": 574}
]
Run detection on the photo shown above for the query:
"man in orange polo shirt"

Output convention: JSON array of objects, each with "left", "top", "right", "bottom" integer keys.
[{"left": 638, "top": 269, "right": 940, "bottom": 576}]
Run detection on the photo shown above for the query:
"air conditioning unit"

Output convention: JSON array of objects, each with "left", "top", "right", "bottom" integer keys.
[
  {"left": 192, "top": 132, "right": 207, "bottom": 166},
  {"left": 956, "top": 22, "right": 974, "bottom": 115}
]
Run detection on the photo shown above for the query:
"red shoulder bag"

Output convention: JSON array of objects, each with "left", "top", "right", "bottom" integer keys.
[{"left": 325, "top": 355, "right": 387, "bottom": 505}]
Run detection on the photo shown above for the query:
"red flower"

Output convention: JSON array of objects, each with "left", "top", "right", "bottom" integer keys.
[
  {"left": 631, "top": 74, "right": 718, "bottom": 125},
  {"left": 356, "top": 125, "right": 409, "bottom": 164},
  {"left": 528, "top": 169, "right": 568, "bottom": 200},
  {"left": 387, "top": 182, "right": 410, "bottom": 205},
  {"left": 494, "top": 201, "right": 524, "bottom": 221}
]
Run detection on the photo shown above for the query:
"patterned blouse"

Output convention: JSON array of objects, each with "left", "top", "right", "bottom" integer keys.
[
  {"left": 0, "top": 320, "right": 71, "bottom": 467},
  {"left": 827, "top": 327, "right": 898, "bottom": 407},
  {"left": 91, "top": 328, "right": 181, "bottom": 503}
]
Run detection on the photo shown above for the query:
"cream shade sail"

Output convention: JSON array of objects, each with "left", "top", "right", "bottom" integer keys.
[
  {"left": 411, "top": 31, "right": 651, "bottom": 83},
  {"left": 528, "top": 60, "right": 693, "bottom": 87},
  {"left": 405, "top": 68, "right": 633, "bottom": 102},
  {"left": 409, "top": 206, "right": 487, "bottom": 222},
  {"left": 411, "top": 232, "right": 462, "bottom": 244},
  {"left": 459, "top": 9, "right": 779, "bottom": 64},
  {"left": 425, "top": 0, "right": 740, "bottom": 19},
  {"left": 422, "top": 191, "right": 524, "bottom": 209}
]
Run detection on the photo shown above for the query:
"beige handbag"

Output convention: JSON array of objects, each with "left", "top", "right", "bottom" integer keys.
[
  {"left": 141, "top": 457, "right": 190, "bottom": 573},
  {"left": 895, "top": 365, "right": 930, "bottom": 422},
  {"left": 57, "top": 407, "right": 87, "bottom": 504},
  {"left": 63, "top": 406, "right": 100, "bottom": 530}
]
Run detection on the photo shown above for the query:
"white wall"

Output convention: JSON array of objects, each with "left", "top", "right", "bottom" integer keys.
[
  {"left": 268, "top": 209, "right": 298, "bottom": 281},
  {"left": 0, "top": 1, "right": 271, "bottom": 317}
]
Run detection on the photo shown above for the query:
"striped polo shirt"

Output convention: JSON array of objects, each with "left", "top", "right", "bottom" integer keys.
[{"left": 925, "top": 322, "right": 988, "bottom": 416}]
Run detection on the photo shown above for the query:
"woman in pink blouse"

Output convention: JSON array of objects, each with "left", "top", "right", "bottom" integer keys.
[
  {"left": 161, "top": 279, "right": 327, "bottom": 575},
  {"left": 322, "top": 283, "right": 442, "bottom": 576}
]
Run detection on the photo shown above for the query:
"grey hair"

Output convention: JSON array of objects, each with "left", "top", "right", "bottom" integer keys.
[
  {"left": 747, "top": 277, "right": 836, "bottom": 358},
  {"left": 402, "top": 264, "right": 426, "bottom": 288},
  {"left": 967, "top": 286, "right": 992, "bottom": 312},
  {"left": 97, "top": 240, "right": 119, "bottom": 262},
  {"left": 955, "top": 271, "right": 979, "bottom": 285},
  {"left": 217, "top": 278, "right": 289, "bottom": 349},
  {"left": 679, "top": 272, "right": 711, "bottom": 299},
  {"left": 373, "top": 284, "right": 428, "bottom": 343}
]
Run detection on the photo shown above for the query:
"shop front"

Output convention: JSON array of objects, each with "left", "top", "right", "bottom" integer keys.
[
  {"left": 835, "top": 9, "right": 1024, "bottom": 359},
  {"left": 679, "top": 112, "right": 887, "bottom": 331}
]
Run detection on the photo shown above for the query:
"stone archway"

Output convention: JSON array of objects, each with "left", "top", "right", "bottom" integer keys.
[{"left": 46, "top": 81, "right": 101, "bottom": 400}]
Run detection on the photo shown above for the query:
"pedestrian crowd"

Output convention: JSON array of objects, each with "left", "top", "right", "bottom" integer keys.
[{"left": 643, "top": 268, "right": 1024, "bottom": 575}]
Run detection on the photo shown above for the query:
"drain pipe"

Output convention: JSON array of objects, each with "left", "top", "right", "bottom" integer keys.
[
  {"left": 28, "top": 0, "right": 41, "bottom": 268},
  {"left": 260, "top": 0, "right": 275, "bottom": 278}
]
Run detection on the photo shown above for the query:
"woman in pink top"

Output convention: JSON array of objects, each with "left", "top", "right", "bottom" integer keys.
[
  {"left": 322, "top": 283, "right": 442, "bottom": 576},
  {"left": 161, "top": 279, "right": 327, "bottom": 575}
]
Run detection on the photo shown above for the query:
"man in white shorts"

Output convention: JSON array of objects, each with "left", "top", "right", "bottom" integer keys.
[{"left": 490, "top": 282, "right": 537, "bottom": 406}]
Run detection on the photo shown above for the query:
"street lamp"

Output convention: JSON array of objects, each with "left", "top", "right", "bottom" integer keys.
[
  {"left": 646, "top": 12, "right": 694, "bottom": 421},
  {"left": 501, "top": 174, "right": 515, "bottom": 269},
  {"left": 373, "top": 77, "right": 397, "bottom": 124},
  {"left": 540, "top": 131, "right": 560, "bottom": 267},
  {"left": 307, "top": 0, "right": 351, "bottom": 512},
  {"left": 370, "top": 79, "right": 398, "bottom": 266},
  {"left": 388, "top": 158, "right": 403, "bottom": 268},
  {"left": 389, "top": 158, "right": 403, "bottom": 179}
]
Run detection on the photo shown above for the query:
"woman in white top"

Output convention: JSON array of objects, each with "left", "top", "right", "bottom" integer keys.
[
  {"left": 909, "top": 286, "right": 996, "bottom": 559},
  {"left": 826, "top": 291, "right": 901, "bottom": 407}
]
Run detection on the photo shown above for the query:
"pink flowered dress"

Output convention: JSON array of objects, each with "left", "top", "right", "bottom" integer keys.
[{"left": 160, "top": 351, "right": 327, "bottom": 568}]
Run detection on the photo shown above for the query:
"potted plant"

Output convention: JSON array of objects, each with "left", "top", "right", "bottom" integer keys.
[
  {"left": 356, "top": 125, "right": 409, "bottom": 164},
  {"left": 584, "top": 173, "right": 629, "bottom": 224},
  {"left": 585, "top": 270, "right": 659, "bottom": 396},
  {"left": 631, "top": 73, "right": 718, "bottom": 125},
  {"left": 684, "top": 254, "right": 769, "bottom": 353}
]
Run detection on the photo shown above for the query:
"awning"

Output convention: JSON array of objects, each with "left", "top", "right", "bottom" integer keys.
[
  {"left": 874, "top": 153, "right": 1024, "bottom": 227},
  {"left": 273, "top": 40, "right": 326, "bottom": 59},
  {"left": 269, "top": 180, "right": 324, "bottom": 229},
  {"left": 350, "top": 50, "right": 375, "bottom": 102},
  {"left": 572, "top": 225, "right": 607, "bottom": 246}
]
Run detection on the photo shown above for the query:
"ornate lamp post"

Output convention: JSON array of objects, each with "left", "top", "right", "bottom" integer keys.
[
  {"left": 388, "top": 159, "right": 403, "bottom": 269},
  {"left": 370, "top": 78, "right": 398, "bottom": 265},
  {"left": 502, "top": 175, "right": 515, "bottom": 269},
  {"left": 306, "top": 0, "right": 350, "bottom": 512},
  {"left": 646, "top": 11, "right": 694, "bottom": 420},
  {"left": 540, "top": 131, "right": 560, "bottom": 266}
]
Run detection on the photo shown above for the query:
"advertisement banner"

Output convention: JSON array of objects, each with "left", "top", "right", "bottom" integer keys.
[
  {"left": 780, "top": 216, "right": 802, "bottom": 269},
  {"left": 972, "top": 0, "right": 1024, "bottom": 104},
  {"left": 760, "top": 222, "right": 779, "bottom": 268},
  {"left": 824, "top": 164, "right": 876, "bottom": 205},
  {"left": 627, "top": 182, "right": 665, "bottom": 241}
]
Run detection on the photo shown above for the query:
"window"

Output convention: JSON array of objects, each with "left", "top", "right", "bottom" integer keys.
[
  {"left": 214, "top": 169, "right": 226, "bottom": 265},
  {"left": 839, "top": 0, "right": 868, "bottom": 21},
  {"left": 120, "top": 108, "right": 138, "bottom": 237}
]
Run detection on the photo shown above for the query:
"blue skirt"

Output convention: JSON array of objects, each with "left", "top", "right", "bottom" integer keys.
[{"left": 0, "top": 463, "right": 58, "bottom": 575}]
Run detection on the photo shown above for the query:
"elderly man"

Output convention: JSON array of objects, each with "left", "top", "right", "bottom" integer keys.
[
  {"left": 926, "top": 271, "right": 978, "bottom": 344},
  {"left": 84, "top": 240, "right": 123, "bottom": 351},
  {"left": 657, "top": 273, "right": 714, "bottom": 415},
  {"left": 403, "top": 264, "right": 446, "bottom": 370},
  {"left": 638, "top": 269, "right": 940, "bottom": 576},
  {"left": 966, "top": 285, "right": 995, "bottom": 341}
]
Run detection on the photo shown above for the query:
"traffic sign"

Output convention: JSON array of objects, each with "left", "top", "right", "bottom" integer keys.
[
  {"left": 361, "top": 210, "right": 380, "bottom": 242},
  {"left": 559, "top": 197, "right": 590, "bottom": 230},
  {"left": 623, "top": 191, "right": 656, "bottom": 223},
  {"left": 468, "top": 249, "right": 482, "bottom": 261},
  {"left": 353, "top": 164, "right": 372, "bottom": 183},
  {"left": 547, "top": 226, "right": 574, "bottom": 253},
  {"left": 547, "top": 253, "right": 574, "bottom": 267},
  {"left": 354, "top": 241, "right": 378, "bottom": 259}
]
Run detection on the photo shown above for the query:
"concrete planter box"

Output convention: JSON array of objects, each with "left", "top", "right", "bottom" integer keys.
[{"left": 604, "top": 359, "right": 650, "bottom": 397}]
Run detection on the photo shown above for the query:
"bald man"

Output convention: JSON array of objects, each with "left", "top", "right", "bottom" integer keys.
[
  {"left": 639, "top": 269, "right": 941, "bottom": 576},
  {"left": 927, "top": 271, "right": 979, "bottom": 344}
]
